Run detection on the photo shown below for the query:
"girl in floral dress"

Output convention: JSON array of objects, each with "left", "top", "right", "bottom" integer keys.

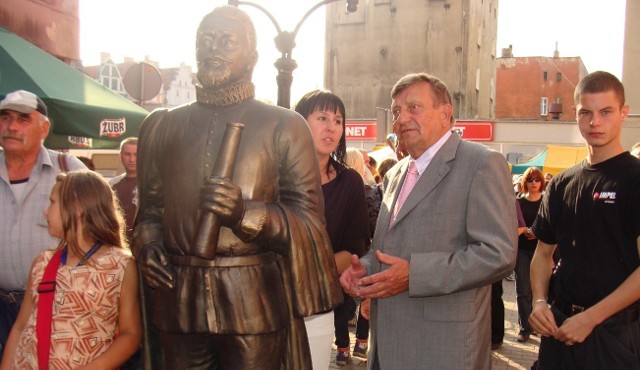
[{"left": 0, "top": 170, "right": 141, "bottom": 370}]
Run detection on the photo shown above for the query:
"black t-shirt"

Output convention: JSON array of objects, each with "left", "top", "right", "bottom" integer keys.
[
  {"left": 322, "top": 165, "right": 370, "bottom": 257},
  {"left": 111, "top": 176, "right": 138, "bottom": 239},
  {"left": 517, "top": 195, "right": 542, "bottom": 252},
  {"left": 532, "top": 152, "right": 640, "bottom": 307}
]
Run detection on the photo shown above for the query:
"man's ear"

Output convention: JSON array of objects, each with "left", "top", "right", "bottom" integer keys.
[
  {"left": 621, "top": 104, "right": 629, "bottom": 120},
  {"left": 440, "top": 104, "right": 452, "bottom": 126},
  {"left": 41, "top": 117, "right": 51, "bottom": 139}
]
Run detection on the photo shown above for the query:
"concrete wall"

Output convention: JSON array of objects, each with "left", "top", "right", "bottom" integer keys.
[
  {"left": 470, "top": 117, "right": 639, "bottom": 162},
  {"left": 325, "top": 0, "right": 498, "bottom": 120},
  {"left": 623, "top": 0, "right": 640, "bottom": 114},
  {"left": 349, "top": 116, "right": 640, "bottom": 161}
]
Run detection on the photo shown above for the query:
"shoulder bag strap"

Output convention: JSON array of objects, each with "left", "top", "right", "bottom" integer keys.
[
  {"left": 57, "top": 152, "right": 69, "bottom": 173},
  {"left": 36, "top": 248, "right": 63, "bottom": 370}
]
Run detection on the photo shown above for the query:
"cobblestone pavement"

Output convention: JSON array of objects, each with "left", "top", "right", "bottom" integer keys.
[{"left": 329, "top": 279, "right": 540, "bottom": 369}]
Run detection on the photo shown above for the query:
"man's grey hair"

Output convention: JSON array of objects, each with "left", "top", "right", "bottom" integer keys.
[{"left": 391, "top": 73, "right": 455, "bottom": 126}]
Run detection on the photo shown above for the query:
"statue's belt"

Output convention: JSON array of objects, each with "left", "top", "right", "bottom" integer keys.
[{"left": 168, "top": 253, "right": 276, "bottom": 267}]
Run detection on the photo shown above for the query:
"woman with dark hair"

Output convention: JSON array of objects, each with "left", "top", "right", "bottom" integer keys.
[
  {"left": 294, "top": 90, "right": 369, "bottom": 368},
  {"left": 515, "top": 166, "right": 546, "bottom": 343}
]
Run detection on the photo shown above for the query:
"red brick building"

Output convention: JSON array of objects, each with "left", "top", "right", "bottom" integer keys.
[
  {"left": 496, "top": 47, "right": 588, "bottom": 120},
  {"left": 0, "top": 0, "right": 80, "bottom": 64}
]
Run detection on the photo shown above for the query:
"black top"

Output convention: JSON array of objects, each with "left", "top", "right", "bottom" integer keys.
[
  {"left": 365, "top": 184, "right": 383, "bottom": 241},
  {"left": 517, "top": 195, "right": 542, "bottom": 252},
  {"left": 532, "top": 152, "right": 640, "bottom": 307},
  {"left": 322, "top": 164, "right": 370, "bottom": 257}
]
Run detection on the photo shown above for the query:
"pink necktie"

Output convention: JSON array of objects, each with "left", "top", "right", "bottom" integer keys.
[{"left": 391, "top": 161, "right": 419, "bottom": 224}]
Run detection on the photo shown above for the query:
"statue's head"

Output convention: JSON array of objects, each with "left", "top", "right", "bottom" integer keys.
[{"left": 196, "top": 5, "right": 258, "bottom": 89}]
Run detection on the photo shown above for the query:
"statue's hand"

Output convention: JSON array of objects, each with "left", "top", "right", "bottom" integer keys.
[
  {"left": 139, "top": 242, "right": 175, "bottom": 289},
  {"left": 200, "top": 176, "right": 245, "bottom": 227}
]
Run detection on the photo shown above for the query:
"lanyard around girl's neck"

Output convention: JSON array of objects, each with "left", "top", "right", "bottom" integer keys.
[{"left": 61, "top": 242, "right": 103, "bottom": 266}]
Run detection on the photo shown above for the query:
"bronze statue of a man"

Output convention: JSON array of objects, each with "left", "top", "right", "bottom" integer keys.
[{"left": 133, "top": 5, "right": 342, "bottom": 369}]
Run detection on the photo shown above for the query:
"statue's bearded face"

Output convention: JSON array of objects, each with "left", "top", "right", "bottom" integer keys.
[{"left": 196, "top": 16, "right": 256, "bottom": 88}]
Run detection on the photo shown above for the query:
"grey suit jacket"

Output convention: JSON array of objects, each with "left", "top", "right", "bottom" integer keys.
[{"left": 363, "top": 133, "right": 517, "bottom": 370}]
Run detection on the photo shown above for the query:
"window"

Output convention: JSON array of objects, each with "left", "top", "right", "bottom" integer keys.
[
  {"left": 540, "top": 97, "right": 549, "bottom": 116},
  {"left": 543, "top": 71, "right": 548, "bottom": 81},
  {"left": 99, "top": 64, "right": 124, "bottom": 93},
  {"left": 556, "top": 72, "right": 562, "bottom": 82}
]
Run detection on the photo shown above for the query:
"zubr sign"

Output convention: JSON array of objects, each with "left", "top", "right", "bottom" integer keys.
[
  {"left": 67, "top": 136, "right": 93, "bottom": 148},
  {"left": 346, "top": 120, "right": 377, "bottom": 141},
  {"left": 453, "top": 121, "right": 494, "bottom": 142},
  {"left": 99, "top": 118, "right": 127, "bottom": 138}
]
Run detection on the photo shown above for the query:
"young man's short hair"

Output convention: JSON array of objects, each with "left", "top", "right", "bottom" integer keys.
[
  {"left": 120, "top": 137, "right": 138, "bottom": 152},
  {"left": 574, "top": 71, "right": 625, "bottom": 107}
]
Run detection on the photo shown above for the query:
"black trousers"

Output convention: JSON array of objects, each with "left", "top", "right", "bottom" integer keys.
[
  {"left": 536, "top": 306, "right": 640, "bottom": 370},
  {"left": 334, "top": 292, "right": 357, "bottom": 348},
  {"left": 355, "top": 304, "right": 370, "bottom": 340},
  {"left": 0, "top": 292, "right": 23, "bottom": 357},
  {"left": 491, "top": 280, "right": 505, "bottom": 344}
]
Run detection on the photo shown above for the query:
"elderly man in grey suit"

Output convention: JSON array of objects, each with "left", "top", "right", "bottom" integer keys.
[{"left": 341, "top": 73, "right": 517, "bottom": 369}]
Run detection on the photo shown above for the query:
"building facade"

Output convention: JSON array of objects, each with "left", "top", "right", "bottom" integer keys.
[
  {"left": 495, "top": 49, "right": 588, "bottom": 120},
  {"left": 623, "top": 0, "right": 639, "bottom": 114},
  {"left": 84, "top": 54, "right": 196, "bottom": 110},
  {"left": 324, "top": 0, "right": 498, "bottom": 121},
  {"left": 161, "top": 63, "right": 197, "bottom": 108}
]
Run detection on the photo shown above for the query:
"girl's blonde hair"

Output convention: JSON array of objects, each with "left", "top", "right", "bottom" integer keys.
[
  {"left": 345, "top": 148, "right": 366, "bottom": 178},
  {"left": 54, "top": 170, "right": 127, "bottom": 261}
]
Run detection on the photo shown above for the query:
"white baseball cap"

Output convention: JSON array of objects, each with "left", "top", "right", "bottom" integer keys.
[{"left": 0, "top": 90, "right": 48, "bottom": 116}]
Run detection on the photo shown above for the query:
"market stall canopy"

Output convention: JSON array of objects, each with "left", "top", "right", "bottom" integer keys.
[
  {"left": 511, "top": 145, "right": 588, "bottom": 175},
  {"left": 0, "top": 26, "right": 148, "bottom": 149}
]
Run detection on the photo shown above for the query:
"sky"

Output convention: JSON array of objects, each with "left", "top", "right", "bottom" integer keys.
[{"left": 79, "top": 0, "right": 627, "bottom": 104}]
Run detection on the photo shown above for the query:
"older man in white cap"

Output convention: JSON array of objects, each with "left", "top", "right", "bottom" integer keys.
[{"left": 0, "top": 90, "right": 86, "bottom": 354}]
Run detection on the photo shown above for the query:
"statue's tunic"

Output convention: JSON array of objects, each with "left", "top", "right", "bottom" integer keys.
[{"left": 135, "top": 94, "right": 342, "bottom": 338}]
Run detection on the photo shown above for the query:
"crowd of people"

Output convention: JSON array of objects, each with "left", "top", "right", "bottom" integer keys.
[{"left": 1, "top": 5, "right": 639, "bottom": 370}]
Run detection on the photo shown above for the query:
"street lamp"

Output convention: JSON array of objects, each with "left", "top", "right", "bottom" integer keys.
[{"left": 228, "top": 0, "right": 359, "bottom": 108}]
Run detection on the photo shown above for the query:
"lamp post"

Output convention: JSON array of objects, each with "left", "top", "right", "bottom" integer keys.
[{"left": 228, "top": 0, "right": 359, "bottom": 108}]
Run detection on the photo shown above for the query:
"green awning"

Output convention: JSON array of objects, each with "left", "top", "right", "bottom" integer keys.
[{"left": 0, "top": 26, "right": 149, "bottom": 149}]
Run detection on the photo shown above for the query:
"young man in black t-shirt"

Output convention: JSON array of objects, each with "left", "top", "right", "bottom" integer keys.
[
  {"left": 529, "top": 71, "right": 640, "bottom": 369},
  {"left": 109, "top": 137, "right": 138, "bottom": 242}
]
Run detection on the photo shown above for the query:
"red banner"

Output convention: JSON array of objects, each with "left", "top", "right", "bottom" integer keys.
[
  {"left": 346, "top": 121, "right": 377, "bottom": 141},
  {"left": 453, "top": 121, "right": 494, "bottom": 142}
]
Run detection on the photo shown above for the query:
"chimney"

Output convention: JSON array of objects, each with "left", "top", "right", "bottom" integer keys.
[
  {"left": 100, "top": 52, "right": 111, "bottom": 63},
  {"left": 501, "top": 44, "right": 513, "bottom": 58},
  {"left": 549, "top": 103, "right": 563, "bottom": 120},
  {"left": 553, "top": 42, "right": 560, "bottom": 58}
]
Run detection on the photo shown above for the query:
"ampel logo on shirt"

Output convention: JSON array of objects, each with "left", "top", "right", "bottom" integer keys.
[{"left": 593, "top": 191, "right": 616, "bottom": 204}]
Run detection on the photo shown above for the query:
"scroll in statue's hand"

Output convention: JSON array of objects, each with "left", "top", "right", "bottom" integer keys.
[
  {"left": 139, "top": 242, "right": 175, "bottom": 290},
  {"left": 200, "top": 176, "right": 246, "bottom": 228}
]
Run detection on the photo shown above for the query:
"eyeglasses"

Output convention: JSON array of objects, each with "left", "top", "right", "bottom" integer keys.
[{"left": 526, "top": 178, "right": 542, "bottom": 183}]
